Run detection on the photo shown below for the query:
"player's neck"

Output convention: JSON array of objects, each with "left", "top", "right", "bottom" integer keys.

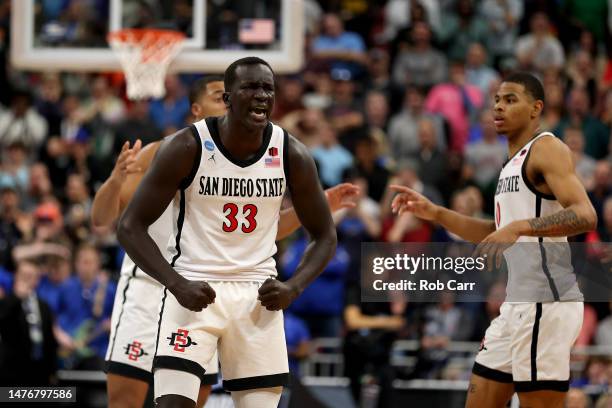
[
  {"left": 218, "top": 115, "right": 265, "bottom": 158},
  {"left": 506, "top": 122, "right": 541, "bottom": 158}
]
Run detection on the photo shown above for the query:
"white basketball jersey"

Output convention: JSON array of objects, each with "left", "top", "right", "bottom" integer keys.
[
  {"left": 119, "top": 202, "right": 174, "bottom": 282},
  {"left": 168, "top": 117, "right": 288, "bottom": 281},
  {"left": 494, "top": 132, "right": 582, "bottom": 302}
]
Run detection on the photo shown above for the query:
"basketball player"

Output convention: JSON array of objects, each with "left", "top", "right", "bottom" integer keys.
[
  {"left": 96, "top": 75, "right": 356, "bottom": 408},
  {"left": 390, "top": 73, "right": 597, "bottom": 408},
  {"left": 117, "top": 57, "right": 338, "bottom": 408}
]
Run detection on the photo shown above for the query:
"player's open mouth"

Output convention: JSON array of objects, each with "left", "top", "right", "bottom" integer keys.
[{"left": 249, "top": 107, "right": 267, "bottom": 122}]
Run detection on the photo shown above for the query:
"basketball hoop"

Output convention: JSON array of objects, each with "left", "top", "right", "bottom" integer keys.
[{"left": 108, "top": 29, "right": 186, "bottom": 100}]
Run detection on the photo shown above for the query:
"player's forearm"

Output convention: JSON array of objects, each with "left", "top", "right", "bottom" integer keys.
[
  {"left": 286, "top": 227, "right": 337, "bottom": 294},
  {"left": 117, "top": 217, "right": 184, "bottom": 290},
  {"left": 276, "top": 208, "right": 301, "bottom": 240},
  {"left": 514, "top": 205, "right": 597, "bottom": 237},
  {"left": 91, "top": 178, "right": 123, "bottom": 228},
  {"left": 435, "top": 206, "right": 496, "bottom": 243}
]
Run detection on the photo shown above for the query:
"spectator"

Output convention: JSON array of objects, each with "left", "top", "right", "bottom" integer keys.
[
  {"left": 312, "top": 13, "right": 367, "bottom": 77},
  {"left": 350, "top": 136, "right": 391, "bottom": 202},
  {"left": 284, "top": 312, "right": 311, "bottom": 376},
  {"left": 565, "top": 388, "right": 592, "bottom": 408},
  {"left": 0, "top": 90, "right": 48, "bottom": 156},
  {"left": 415, "top": 291, "right": 473, "bottom": 378},
  {"left": 37, "top": 247, "right": 72, "bottom": 314},
  {"left": 113, "top": 100, "right": 162, "bottom": 156},
  {"left": 311, "top": 123, "right": 353, "bottom": 188},
  {"left": 35, "top": 73, "right": 64, "bottom": 137},
  {"left": 465, "top": 110, "right": 508, "bottom": 189},
  {"left": 567, "top": 50, "right": 598, "bottom": 110},
  {"left": 479, "top": 0, "right": 523, "bottom": 64},
  {"left": 516, "top": 12, "right": 565, "bottom": 72},
  {"left": 388, "top": 86, "right": 446, "bottom": 162},
  {"left": 561, "top": 0, "right": 609, "bottom": 43},
  {"left": 282, "top": 231, "right": 349, "bottom": 337},
  {"left": 0, "top": 260, "right": 58, "bottom": 386},
  {"left": 555, "top": 87, "right": 610, "bottom": 159},
  {"left": 425, "top": 61, "right": 484, "bottom": 151},
  {"left": 148, "top": 75, "right": 190, "bottom": 134},
  {"left": 391, "top": 22, "right": 447, "bottom": 89},
  {"left": 280, "top": 108, "right": 325, "bottom": 149},
  {"left": 383, "top": 0, "right": 441, "bottom": 41},
  {"left": 0, "top": 181, "right": 27, "bottom": 271},
  {"left": 541, "top": 83, "right": 565, "bottom": 132},
  {"left": 79, "top": 75, "right": 125, "bottom": 126},
  {"left": 63, "top": 173, "right": 92, "bottom": 243},
  {"left": 564, "top": 127, "right": 597, "bottom": 188},
  {"left": 438, "top": 0, "right": 488, "bottom": 62},
  {"left": 272, "top": 76, "right": 305, "bottom": 121},
  {"left": 25, "top": 163, "right": 55, "bottom": 211},
  {"left": 56, "top": 244, "right": 115, "bottom": 369},
  {"left": 412, "top": 118, "right": 447, "bottom": 191},
  {"left": 588, "top": 161, "right": 612, "bottom": 236},
  {"left": 364, "top": 90, "right": 391, "bottom": 155},
  {"left": 0, "top": 142, "right": 30, "bottom": 197},
  {"left": 465, "top": 42, "right": 500, "bottom": 97},
  {"left": 364, "top": 49, "right": 392, "bottom": 98},
  {"left": 325, "top": 68, "right": 365, "bottom": 149}
]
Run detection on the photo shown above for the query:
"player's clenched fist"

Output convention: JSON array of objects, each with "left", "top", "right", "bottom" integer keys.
[
  {"left": 171, "top": 280, "right": 216, "bottom": 312},
  {"left": 258, "top": 278, "right": 299, "bottom": 311}
]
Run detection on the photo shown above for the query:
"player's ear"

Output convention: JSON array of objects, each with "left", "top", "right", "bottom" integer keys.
[
  {"left": 223, "top": 92, "right": 231, "bottom": 108},
  {"left": 191, "top": 103, "right": 202, "bottom": 118},
  {"left": 532, "top": 100, "right": 544, "bottom": 119}
]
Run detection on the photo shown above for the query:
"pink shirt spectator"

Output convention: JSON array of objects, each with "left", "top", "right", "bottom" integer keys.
[{"left": 425, "top": 83, "right": 483, "bottom": 152}]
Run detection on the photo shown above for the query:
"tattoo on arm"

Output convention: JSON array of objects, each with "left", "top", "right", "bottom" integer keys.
[{"left": 527, "top": 208, "right": 591, "bottom": 237}]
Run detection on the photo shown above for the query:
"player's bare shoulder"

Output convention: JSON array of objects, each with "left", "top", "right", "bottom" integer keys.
[
  {"left": 529, "top": 133, "right": 574, "bottom": 171},
  {"left": 286, "top": 132, "right": 315, "bottom": 173}
]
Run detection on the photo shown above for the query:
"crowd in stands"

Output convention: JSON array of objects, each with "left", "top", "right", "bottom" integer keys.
[{"left": 0, "top": 0, "right": 612, "bottom": 406}]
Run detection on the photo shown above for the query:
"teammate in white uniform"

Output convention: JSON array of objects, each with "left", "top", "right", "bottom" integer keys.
[
  {"left": 390, "top": 72, "right": 597, "bottom": 408},
  {"left": 117, "top": 57, "right": 338, "bottom": 408},
  {"left": 94, "top": 75, "right": 357, "bottom": 408}
]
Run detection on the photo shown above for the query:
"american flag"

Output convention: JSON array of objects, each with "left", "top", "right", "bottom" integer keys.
[
  {"left": 265, "top": 157, "right": 281, "bottom": 168},
  {"left": 239, "top": 19, "right": 275, "bottom": 44}
]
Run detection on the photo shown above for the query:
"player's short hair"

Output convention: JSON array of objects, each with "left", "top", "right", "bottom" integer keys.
[
  {"left": 224, "top": 57, "right": 275, "bottom": 91},
  {"left": 503, "top": 72, "right": 545, "bottom": 104},
  {"left": 189, "top": 75, "right": 224, "bottom": 105}
]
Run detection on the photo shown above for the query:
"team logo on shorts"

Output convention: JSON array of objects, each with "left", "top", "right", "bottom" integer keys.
[
  {"left": 124, "top": 341, "right": 148, "bottom": 361},
  {"left": 167, "top": 329, "right": 198, "bottom": 352}
]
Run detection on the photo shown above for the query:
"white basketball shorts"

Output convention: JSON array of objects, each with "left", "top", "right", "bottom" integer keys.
[
  {"left": 105, "top": 269, "right": 218, "bottom": 384},
  {"left": 473, "top": 301, "right": 583, "bottom": 392},
  {"left": 153, "top": 280, "right": 289, "bottom": 402}
]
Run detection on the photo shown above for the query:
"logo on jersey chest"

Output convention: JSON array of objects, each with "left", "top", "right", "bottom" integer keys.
[
  {"left": 495, "top": 175, "right": 520, "bottom": 195},
  {"left": 265, "top": 147, "right": 280, "bottom": 168},
  {"left": 199, "top": 176, "right": 284, "bottom": 198},
  {"left": 511, "top": 149, "right": 527, "bottom": 166}
]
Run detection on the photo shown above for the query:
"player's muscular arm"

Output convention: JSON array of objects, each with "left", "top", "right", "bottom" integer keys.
[
  {"left": 259, "top": 136, "right": 337, "bottom": 311},
  {"left": 390, "top": 185, "right": 495, "bottom": 243},
  {"left": 514, "top": 137, "right": 597, "bottom": 237},
  {"left": 117, "top": 129, "right": 215, "bottom": 311}
]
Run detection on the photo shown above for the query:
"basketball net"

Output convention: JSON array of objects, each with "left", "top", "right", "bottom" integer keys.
[{"left": 108, "top": 29, "right": 186, "bottom": 100}]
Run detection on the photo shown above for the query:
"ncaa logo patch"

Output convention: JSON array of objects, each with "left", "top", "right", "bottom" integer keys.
[{"left": 204, "top": 140, "right": 215, "bottom": 151}]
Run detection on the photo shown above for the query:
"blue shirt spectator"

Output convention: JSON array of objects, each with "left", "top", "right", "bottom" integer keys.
[
  {"left": 148, "top": 75, "right": 190, "bottom": 133},
  {"left": 311, "top": 125, "right": 353, "bottom": 187},
  {"left": 0, "top": 266, "right": 13, "bottom": 295},
  {"left": 284, "top": 312, "right": 311, "bottom": 375}
]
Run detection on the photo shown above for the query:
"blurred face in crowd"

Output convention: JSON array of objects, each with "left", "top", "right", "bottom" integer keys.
[
  {"left": 5, "top": 143, "right": 27, "bottom": 166},
  {"left": 12, "top": 94, "right": 30, "bottom": 117},
  {"left": 0, "top": 189, "right": 19, "bottom": 215},
  {"left": 396, "top": 164, "right": 419, "bottom": 187},
  {"left": 279, "top": 77, "right": 304, "bottom": 105},
  {"left": 75, "top": 247, "right": 101, "bottom": 284},
  {"left": 451, "top": 192, "right": 471, "bottom": 216},
  {"left": 41, "top": 73, "right": 62, "bottom": 102},
  {"left": 47, "top": 256, "right": 71, "bottom": 284},
  {"left": 15, "top": 261, "right": 40, "bottom": 296},
  {"left": 319, "top": 123, "right": 338, "bottom": 148},
  {"left": 418, "top": 119, "right": 436, "bottom": 150},
  {"left": 365, "top": 91, "right": 388, "bottom": 126},
  {"left": 563, "top": 128, "right": 585, "bottom": 154},
  {"left": 411, "top": 22, "right": 432, "bottom": 47},
  {"left": 449, "top": 62, "right": 466, "bottom": 85},
  {"left": 333, "top": 79, "right": 355, "bottom": 103},
  {"left": 530, "top": 12, "right": 550, "bottom": 36},
  {"left": 191, "top": 80, "right": 226, "bottom": 121},
  {"left": 29, "top": 163, "right": 52, "bottom": 197},
  {"left": 574, "top": 51, "right": 593, "bottom": 77},
  {"left": 567, "top": 87, "right": 589, "bottom": 117},
  {"left": 545, "top": 83, "right": 563, "bottom": 110},
  {"left": 66, "top": 174, "right": 89, "bottom": 203},
  {"left": 466, "top": 43, "right": 487, "bottom": 68},
  {"left": 404, "top": 87, "right": 424, "bottom": 113},
  {"left": 463, "top": 186, "right": 484, "bottom": 214},
  {"left": 457, "top": 0, "right": 475, "bottom": 18},
  {"left": 354, "top": 138, "right": 377, "bottom": 165},
  {"left": 297, "top": 108, "right": 323, "bottom": 134},
  {"left": 92, "top": 76, "right": 110, "bottom": 99},
  {"left": 368, "top": 49, "right": 389, "bottom": 78},
  {"left": 322, "top": 14, "right": 343, "bottom": 37},
  {"left": 593, "top": 161, "right": 611, "bottom": 190},
  {"left": 130, "top": 100, "right": 150, "bottom": 119},
  {"left": 164, "top": 75, "right": 183, "bottom": 98},
  {"left": 480, "top": 111, "right": 497, "bottom": 141}
]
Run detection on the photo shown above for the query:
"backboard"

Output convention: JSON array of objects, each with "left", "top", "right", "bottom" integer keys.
[{"left": 11, "top": 0, "right": 303, "bottom": 73}]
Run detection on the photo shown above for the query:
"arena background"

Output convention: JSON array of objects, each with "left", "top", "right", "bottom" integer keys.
[{"left": 0, "top": 0, "right": 611, "bottom": 407}]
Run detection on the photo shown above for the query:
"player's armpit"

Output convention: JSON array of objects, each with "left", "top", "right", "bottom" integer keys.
[{"left": 517, "top": 137, "right": 597, "bottom": 237}]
